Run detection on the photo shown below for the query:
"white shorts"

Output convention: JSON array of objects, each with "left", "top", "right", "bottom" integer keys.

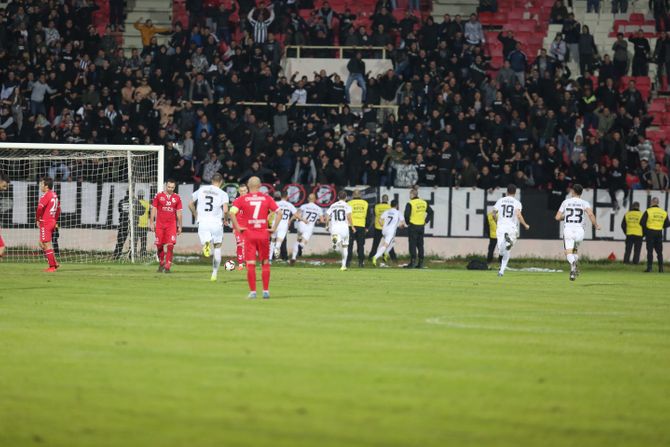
[
  {"left": 297, "top": 222, "right": 315, "bottom": 241},
  {"left": 496, "top": 227, "right": 518, "bottom": 252},
  {"left": 382, "top": 230, "right": 396, "bottom": 246},
  {"left": 563, "top": 226, "right": 585, "bottom": 251},
  {"left": 274, "top": 224, "right": 289, "bottom": 241},
  {"left": 331, "top": 226, "right": 350, "bottom": 246},
  {"left": 198, "top": 221, "right": 223, "bottom": 245}
]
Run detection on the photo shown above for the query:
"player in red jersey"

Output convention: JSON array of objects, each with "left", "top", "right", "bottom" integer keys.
[
  {"left": 149, "top": 179, "right": 183, "bottom": 273},
  {"left": 229, "top": 177, "right": 280, "bottom": 299},
  {"left": 233, "top": 184, "right": 248, "bottom": 270},
  {"left": 36, "top": 177, "right": 61, "bottom": 272},
  {"left": 0, "top": 172, "right": 9, "bottom": 258}
]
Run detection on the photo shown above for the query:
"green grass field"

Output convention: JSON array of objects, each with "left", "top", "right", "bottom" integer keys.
[{"left": 1, "top": 262, "right": 669, "bottom": 447}]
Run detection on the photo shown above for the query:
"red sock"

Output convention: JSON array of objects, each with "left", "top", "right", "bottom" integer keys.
[
  {"left": 262, "top": 263, "right": 270, "bottom": 291},
  {"left": 236, "top": 237, "right": 244, "bottom": 264},
  {"left": 246, "top": 264, "right": 256, "bottom": 292},
  {"left": 44, "top": 249, "right": 57, "bottom": 268},
  {"left": 165, "top": 245, "right": 174, "bottom": 270},
  {"left": 157, "top": 245, "right": 164, "bottom": 266}
]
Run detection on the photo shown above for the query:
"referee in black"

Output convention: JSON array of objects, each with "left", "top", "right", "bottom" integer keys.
[
  {"left": 404, "top": 189, "right": 434, "bottom": 269},
  {"left": 640, "top": 197, "right": 670, "bottom": 273}
]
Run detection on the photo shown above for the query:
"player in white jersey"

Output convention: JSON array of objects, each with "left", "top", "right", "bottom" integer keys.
[
  {"left": 290, "top": 193, "right": 324, "bottom": 264},
  {"left": 270, "top": 190, "right": 300, "bottom": 261},
  {"left": 372, "top": 199, "right": 406, "bottom": 267},
  {"left": 325, "top": 191, "right": 354, "bottom": 270},
  {"left": 492, "top": 184, "right": 530, "bottom": 276},
  {"left": 188, "top": 173, "right": 229, "bottom": 281},
  {"left": 555, "top": 183, "right": 600, "bottom": 281}
]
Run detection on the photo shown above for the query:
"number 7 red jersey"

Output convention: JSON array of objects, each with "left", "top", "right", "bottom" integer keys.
[
  {"left": 232, "top": 192, "right": 278, "bottom": 236},
  {"left": 36, "top": 190, "right": 60, "bottom": 224}
]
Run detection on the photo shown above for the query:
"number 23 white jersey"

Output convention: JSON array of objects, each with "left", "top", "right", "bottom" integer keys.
[
  {"left": 192, "top": 186, "right": 229, "bottom": 224},
  {"left": 559, "top": 197, "right": 591, "bottom": 231},
  {"left": 494, "top": 196, "right": 522, "bottom": 231}
]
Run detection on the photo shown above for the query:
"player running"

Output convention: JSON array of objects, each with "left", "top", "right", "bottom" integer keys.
[
  {"left": 270, "top": 190, "right": 300, "bottom": 261},
  {"left": 36, "top": 177, "right": 61, "bottom": 272},
  {"left": 289, "top": 193, "right": 323, "bottom": 265},
  {"left": 150, "top": 179, "right": 183, "bottom": 273},
  {"left": 229, "top": 176, "right": 280, "bottom": 299},
  {"left": 372, "top": 199, "right": 406, "bottom": 267},
  {"left": 233, "top": 184, "right": 248, "bottom": 270},
  {"left": 492, "top": 184, "right": 530, "bottom": 277},
  {"left": 188, "top": 173, "right": 229, "bottom": 281},
  {"left": 0, "top": 172, "right": 8, "bottom": 258},
  {"left": 555, "top": 183, "right": 600, "bottom": 281},
  {"left": 325, "top": 191, "right": 353, "bottom": 270}
]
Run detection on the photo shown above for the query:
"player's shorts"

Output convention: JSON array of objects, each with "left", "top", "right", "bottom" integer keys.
[
  {"left": 563, "top": 226, "right": 585, "bottom": 251},
  {"left": 496, "top": 226, "right": 518, "bottom": 252},
  {"left": 155, "top": 225, "right": 177, "bottom": 246},
  {"left": 331, "top": 226, "right": 350, "bottom": 246},
  {"left": 274, "top": 224, "right": 289, "bottom": 241},
  {"left": 39, "top": 221, "right": 56, "bottom": 243},
  {"left": 0, "top": 234, "right": 4, "bottom": 248},
  {"left": 244, "top": 232, "right": 270, "bottom": 262},
  {"left": 198, "top": 221, "right": 223, "bottom": 245},
  {"left": 297, "top": 222, "right": 315, "bottom": 241},
  {"left": 382, "top": 230, "right": 396, "bottom": 246}
]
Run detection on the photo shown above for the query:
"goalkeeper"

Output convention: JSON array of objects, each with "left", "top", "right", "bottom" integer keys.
[{"left": 113, "top": 191, "right": 144, "bottom": 260}]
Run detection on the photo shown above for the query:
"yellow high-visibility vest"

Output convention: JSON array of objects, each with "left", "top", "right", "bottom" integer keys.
[
  {"left": 138, "top": 200, "right": 150, "bottom": 228},
  {"left": 487, "top": 212, "right": 497, "bottom": 239},
  {"left": 348, "top": 199, "right": 368, "bottom": 228},
  {"left": 624, "top": 210, "right": 643, "bottom": 236},
  {"left": 645, "top": 206, "right": 668, "bottom": 231},
  {"left": 408, "top": 198, "right": 428, "bottom": 225},
  {"left": 374, "top": 203, "right": 390, "bottom": 230}
]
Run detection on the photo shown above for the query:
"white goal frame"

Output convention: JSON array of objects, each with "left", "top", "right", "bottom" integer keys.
[{"left": 0, "top": 142, "right": 164, "bottom": 263}]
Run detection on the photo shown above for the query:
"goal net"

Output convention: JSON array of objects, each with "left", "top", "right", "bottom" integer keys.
[{"left": 0, "top": 143, "right": 163, "bottom": 263}]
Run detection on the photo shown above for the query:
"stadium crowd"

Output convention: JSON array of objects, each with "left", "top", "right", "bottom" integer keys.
[{"left": 0, "top": 0, "right": 669, "bottom": 202}]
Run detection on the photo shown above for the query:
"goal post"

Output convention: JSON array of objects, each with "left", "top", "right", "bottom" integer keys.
[{"left": 0, "top": 142, "right": 164, "bottom": 263}]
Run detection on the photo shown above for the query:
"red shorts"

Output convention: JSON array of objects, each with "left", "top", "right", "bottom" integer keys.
[
  {"left": 244, "top": 232, "right": 270, "bottom": 262},
  {"left": 155, "top": 226, "right": 177, "bottom": 246},
  {"left": 0, "top": 234, "right": 4, "bottom": 248},
  {"left": 39, "top": 221, "right": 56, "bottom": 243}
]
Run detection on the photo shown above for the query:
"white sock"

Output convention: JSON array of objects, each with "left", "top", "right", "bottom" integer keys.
[
  {"left": 574, "top": 253, "right": 579, "bottom": 263},
  {"left": 500, "top": 250, "right": 510, "bottom": 273},
  {"left": 291, "top": 241, "right": 300, "bottom": 260},
  {"left": 374, "top": 243, "right": 386, "bottom": 260},
  {"left": 567, "top": 254, "right": 576, "bottom": 268},
  {"left": 213, "top": 248, "right": 221, "bottom": 273},
  {"left": 269, "top": 241, "right": 275, "bottom": 260},
  {"left": 341, "top": 246, "right": 348, "bottom": 267}
]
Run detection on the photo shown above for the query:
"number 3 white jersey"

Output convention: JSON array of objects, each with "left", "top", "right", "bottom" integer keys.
[
  {"left": 494, "top": 196, "right": 522, "bottom": 231},
  {"left": 192, "top": 186, "right": 229, "bottom": 224},
  {"left": 381, "top": 208, "right": 404, "bottom": 236},
  {"left": 275, "top": 199, "right": 297, "bottom": 232},
  {"left": 559, "top": 197, "right": 591, "bottom": 231},
  {"left": 327, "top": 200, "right": 352, "bottom": 234}
]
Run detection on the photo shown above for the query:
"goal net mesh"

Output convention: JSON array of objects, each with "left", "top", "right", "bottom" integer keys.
[{"left": 0, "top": 145, "right": 160, "bottom": 263}]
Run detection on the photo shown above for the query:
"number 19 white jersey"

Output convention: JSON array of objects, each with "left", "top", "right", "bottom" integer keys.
[
  {"left": 192, "top": 186, "right": 229, "bottom": 224},
  {"left": 559, "top": 197, "right": 591, "bottom": 231},
  {"left": 327, "top": 200, "right": 352, "bottom": 234},
  {"left": 494, "top": 196, "right": 522, "bottom": 231}
]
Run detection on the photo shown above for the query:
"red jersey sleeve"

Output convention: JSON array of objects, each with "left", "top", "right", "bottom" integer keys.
[
  {"left": 267, "top": 195, "right": 279, "bottom": 212},
  {"left": 36, "top": 195, "right": 47, "bottom": 221},
  {"left": 175, "top": 194, "right": 183, "bottom": 211},
  {"left": 152, "top": 193, "right": 161, "bottom": 208},
  {"left": 54, "top": 196, "right": 61, "bottom": 222}
]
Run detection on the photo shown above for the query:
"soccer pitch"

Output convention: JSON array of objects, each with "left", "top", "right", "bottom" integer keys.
[{"left": 1, "top": 263, "right": 669, "bottom": 447}]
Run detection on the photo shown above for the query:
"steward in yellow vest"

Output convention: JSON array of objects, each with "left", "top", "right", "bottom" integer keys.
[
  {"left": 620, "top": 202, "right": 643, "bottom": 264},
  {"left": 484, "top": 210, "right": 498, "bottom": 263},
  {"left": 640, "top": 197, "right": 670, "bottom": 272},
  {"left": 347, "top": 189, "right": 372, "bottom": 268},
  {"left": 403, "top": 189, "right": 434, "bottom": 269}
]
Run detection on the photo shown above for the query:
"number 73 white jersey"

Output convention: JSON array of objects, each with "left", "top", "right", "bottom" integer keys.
[
  {"left": 192, "top": 186, "right": 229, "bottom": 224},
  {"left": 558, "top": 197, "right": 591, "bottom": 230},
  {"left": 493, "top": 196, "right": 522, "bottom": 231}
]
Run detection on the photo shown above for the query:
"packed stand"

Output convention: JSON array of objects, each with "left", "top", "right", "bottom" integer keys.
[{"left": 0, "top": 0, "right": 668, "bottom": 198}]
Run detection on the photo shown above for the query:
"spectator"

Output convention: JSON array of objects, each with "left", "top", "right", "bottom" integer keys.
[
  {"left": 629, "top": 29, "right": 651, "bottom": 76},
  {"left": 247, "top": 2, "right": 275, "bottom": 44},
  {"left": 345, "top": 52, "right": 367, "bottom": 103},
  {"left": 550, "top": 0, "right": 569, "bottom": 24},
  {"left": 133, "top": 18, "right": 171, "bottom": 48},
  {"left": 507, "top": 43, "right": 528, "bottom": 84},
  {"left": 110, "top": 0, "right": 125, "bottom": 31},
  {"left": 498, "top": 30, "right": 518, "bottom": 59},
  {"left": 478, "top": 0, "right": 498, "bottom": 13},
  {"left": 587, "top": 0, "right": 600, "bottom": 13},
  {"left": 644, "top": 164, "right": 670, "bottom": 190},
  {"left": 562, "top": 13, "right": 581, "bottom": 66},
  {"left": 612, "top": 0, "right": 628, "bottom": 13},
  {"left": 612, "top": 33, "right": 629, "bottom": 78},
  {"left": 394, "top": 156, "right": 418, "bottom": 187},
  {"left": 550, "top": 33, "right": 567, "bottom": 64},
  {"left": 578, "top": 25, "right": 598, "bottom": 75},
  {"left": 464, "top": 14, "right": 485, "bottom": 46}
]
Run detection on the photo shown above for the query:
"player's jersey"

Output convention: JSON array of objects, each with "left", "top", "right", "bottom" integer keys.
[
  {"left": 192, "top": 186, "right": 229, "bottom": 224},
  {"left": 381, "top": 208, "right": 404, "bottom": 234},
  {"left": 327, "top": 200, "right": 352, "bottom": 233},
  {"left": 559, "top": 197, "right": 591, "bottom": 230},
  {"left": 298, "top": 202, "right": 323, "bottom": 229},
  {"left": 276, "top": 200, "right": 298, "bottom": 229},
  {"left": 152, "top": 192, "right": 183, "bottom": 227},
  {"left": 232, "top": 191, "right": 278, "bottom": 234},
  {"left": 36, "top": 190, "right": 60, "bottom": 224},
  {"left": 494, "top": 196, "right": 522, "bottom": 230}
]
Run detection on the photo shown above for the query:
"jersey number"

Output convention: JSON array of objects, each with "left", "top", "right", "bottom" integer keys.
[
  {"left": 251, "top": 201, "right": 262, "bottom": 219},
  {"left": 204, "top": 195, "right": 214, "bottom": 212},
  {"left": 502, "top": 204, "right": 514, "bottom": 218},
  {"left": 282, "top": 209, "right": 291, "bottom": 220},
  {"left": 333, "top": 209, "right": 346, "bottom": 221},
  {"left": 305, "top": 211, "right": 318, "bottom": 222},
  {"left": 50, "top": 198, "right": 59, "bottom": 216},
  {"left": 386, "top": 215, "right": 394, "bottom": 225},
  {"left": 565, "top": 208, "right": 584, "bottom": 224}
]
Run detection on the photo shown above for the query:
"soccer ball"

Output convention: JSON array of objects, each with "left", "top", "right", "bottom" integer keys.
[{"left": 224, "top": 260, "right": 236, "bottom": 271}]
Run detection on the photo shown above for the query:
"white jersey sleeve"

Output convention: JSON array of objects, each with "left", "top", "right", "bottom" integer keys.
[{"left": 193, "top": 186, "right": 228, "bottom": 224}]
